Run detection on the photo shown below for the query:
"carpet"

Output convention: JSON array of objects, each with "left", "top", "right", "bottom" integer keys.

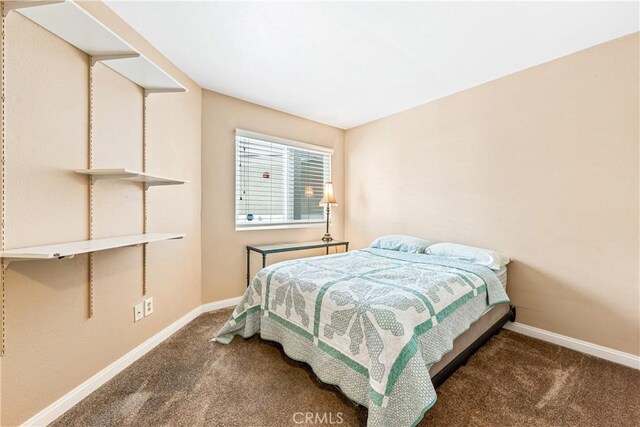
[{"left": 52, "top": 308, "right": 640, "bottom": 427}]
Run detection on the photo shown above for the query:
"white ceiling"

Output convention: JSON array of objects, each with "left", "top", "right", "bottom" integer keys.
[{"left": 106, "top": 1, "right": 639, "bottom": 129}]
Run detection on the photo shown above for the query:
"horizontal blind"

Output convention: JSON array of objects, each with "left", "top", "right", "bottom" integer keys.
[{"left": 236, "top": 132, "right": 331, "bottom": 229}]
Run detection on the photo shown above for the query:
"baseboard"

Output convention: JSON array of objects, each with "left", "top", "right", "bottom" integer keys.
[
  {"left": 504, "top": 322, "right": 640, "bottom": 370},
  {"left": 200, "top": 296, "right": 242, "bottom": 313},
  {"left": 23, "top": 300, "right": 636, "bottom": 425},
  {"left": 21, "top": 296, "right": 241, "bottom": 427}
]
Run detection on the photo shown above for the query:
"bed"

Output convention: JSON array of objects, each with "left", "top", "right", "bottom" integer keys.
[{"left": 215, "top": 246, "right": 513, "bottom": 427}]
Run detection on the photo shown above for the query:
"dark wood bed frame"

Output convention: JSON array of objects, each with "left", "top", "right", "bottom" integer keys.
[{"left": 432, "top": 305, "right": 517, "bottom": 388}]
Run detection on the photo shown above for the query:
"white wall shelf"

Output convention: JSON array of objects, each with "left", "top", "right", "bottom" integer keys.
[
  {"left": 75, "top": 169, "right": 188, "bottom": 186},
  {"left": 0, "top": 233, "right": 185, "bottom": 264},
  {"left": 0, "top": 1, "right": 189, "bottom": 356},
  {"left": 7, "top": 0, "right": 187, "bottom": 93},
  {"left": 98, "top": 55, "right": 185, "bottom": 93}
]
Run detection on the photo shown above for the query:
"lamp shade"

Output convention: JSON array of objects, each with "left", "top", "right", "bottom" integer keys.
[{"left": 320, "top": 182, "right": 337, "bottom": 205}]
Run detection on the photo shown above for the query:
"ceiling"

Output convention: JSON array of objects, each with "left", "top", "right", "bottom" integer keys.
[{"left": 106, "top": 1, "right": 639, "bottom": 129}]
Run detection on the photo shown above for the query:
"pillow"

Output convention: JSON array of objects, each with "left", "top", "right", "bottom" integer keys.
[
  {"left": 370, "top": 235, "right": 432, "bottom": 253},
  {"left": 426, "top": 243, "right": 510, "bottom": 270}
]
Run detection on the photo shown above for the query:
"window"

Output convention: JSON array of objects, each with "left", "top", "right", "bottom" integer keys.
[{"left": 235, "top": 129, "right": 332, "bottom": 230}]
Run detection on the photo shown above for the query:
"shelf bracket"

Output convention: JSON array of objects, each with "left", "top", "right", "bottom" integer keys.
[
  {"left": 142, "top": 90, "right": 148, "bottom": 296},
  {"left": 92, "top": 53, "right": 140, "bottom": 63},
  {"left": 144, "top": 88, "right": 187, "bottom": 95},
  {"left": 1, "top": 254, "right": 76, "bottom": 269},
  {"left": 88, "top": 54, "right": 95, "bottom": 319},
  {"left": 3, "top": 0, "right": 65, "bottom": 17},
  {"left": 1, "top": 0, "right": 8, "bottom": 357}
]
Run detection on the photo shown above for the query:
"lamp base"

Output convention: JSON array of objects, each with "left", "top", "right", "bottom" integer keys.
[{"left": 322, "top": 234, "right": 333, "bottom": 243}]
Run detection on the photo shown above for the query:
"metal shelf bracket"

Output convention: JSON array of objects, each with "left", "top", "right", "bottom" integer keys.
[{"left": 92, "top": 53, "right": 140, "bottom": 63}]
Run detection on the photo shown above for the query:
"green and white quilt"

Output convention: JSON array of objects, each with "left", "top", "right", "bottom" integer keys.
[{"left": 215, "top": 248, "right": 509, "bottom": 427}]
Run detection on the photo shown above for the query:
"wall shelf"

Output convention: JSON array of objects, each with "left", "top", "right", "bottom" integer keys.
[
  {"left": 0, "top": 233, "right": 185, "bottom": 265},
  {"left": 75, "top": 169, "right": 188, "bottom": 186},
  {"left": 0, "top": 1, "right": 189, "bottom": 356},
  {"left": 7, "top": 0, "right": 187, "bottom": 92}
]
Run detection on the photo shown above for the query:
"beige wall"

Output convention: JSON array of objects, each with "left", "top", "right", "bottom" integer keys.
[
  {"left": 345, "top": 33, "right": 640, "bottom": 356},
  {"left": 0, "top": 2, "right": 202, "bottom": 425},
  {"left": 201, "top": 90, "right": 344, "bottom": 303}
]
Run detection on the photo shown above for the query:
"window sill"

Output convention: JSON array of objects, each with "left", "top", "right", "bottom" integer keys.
[{"left": 235, "top": 223, "right": 325, "bottom": 232}]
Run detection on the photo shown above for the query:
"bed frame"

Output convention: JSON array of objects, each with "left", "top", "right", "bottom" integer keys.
[{"left": 432, "top": 305, "right": 516, "bottom": 388}]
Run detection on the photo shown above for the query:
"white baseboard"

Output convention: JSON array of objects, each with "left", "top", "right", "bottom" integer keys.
[
  {"left": 200, "top": 296, "right": 242, "bottom": 313},
  {"left": 22, "top": 296, "right": 242, "bottom": 427},
  {"left": 504, "top": 322, "right": 640, "bottom": 370}
]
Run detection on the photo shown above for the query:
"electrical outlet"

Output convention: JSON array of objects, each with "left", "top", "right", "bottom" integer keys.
[
  {"left": 134, "top": 303, "right": 144, "bottom": 322},
  {"left": 144, "top": 297, "right": 153, "bottom": 317}
]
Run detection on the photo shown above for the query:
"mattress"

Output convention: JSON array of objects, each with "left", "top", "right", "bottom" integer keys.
[
  {"left": 496, "top": 265, "right": 508, "bottom": 289},
  {"left": 430, "top": 267, "right": 508, "bottom": 377}
]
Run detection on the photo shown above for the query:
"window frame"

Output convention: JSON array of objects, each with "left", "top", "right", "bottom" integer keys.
[{"left": 234, "top": 129, "right": 333, "bottom": 231}]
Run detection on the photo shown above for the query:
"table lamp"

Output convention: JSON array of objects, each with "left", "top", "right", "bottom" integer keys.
[{"left": 320, "top": 182, "right": 337, "bottom": 242}]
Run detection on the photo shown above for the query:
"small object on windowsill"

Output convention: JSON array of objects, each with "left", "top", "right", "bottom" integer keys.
[{"left": 319, "top": 182, "right": 337, "bottom": 242}]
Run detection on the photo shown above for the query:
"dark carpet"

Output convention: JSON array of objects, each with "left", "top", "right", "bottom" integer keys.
[{"left": 52, "top": 308, "right": 640, "bottom": 427}]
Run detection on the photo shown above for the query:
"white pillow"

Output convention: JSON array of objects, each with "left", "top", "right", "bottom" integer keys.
[
  {"left": 370, "top": 235, "right": 432, "bottom": 253},
  {"left": 426, "top": 243, "right": 510, "bottom": 270}
]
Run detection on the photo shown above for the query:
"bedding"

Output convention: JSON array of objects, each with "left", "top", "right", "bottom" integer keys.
[
  {"left": 426, "top": 242, "right": 510, "bottom": 270},
  {"left": 215, "top": 248, "right": 509, "bottom": 427},
  {"left": 369, "top": 235, "right": 432, "bottom": 253}
]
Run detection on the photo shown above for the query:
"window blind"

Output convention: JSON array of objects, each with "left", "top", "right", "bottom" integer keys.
[{"left": 235, "top": 130, "right": 332, "bottom": 229}]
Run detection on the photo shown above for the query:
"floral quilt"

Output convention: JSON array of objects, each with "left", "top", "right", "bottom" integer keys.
[{"left": 215, "top": 248, "right": 509, "bottom": 427}]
